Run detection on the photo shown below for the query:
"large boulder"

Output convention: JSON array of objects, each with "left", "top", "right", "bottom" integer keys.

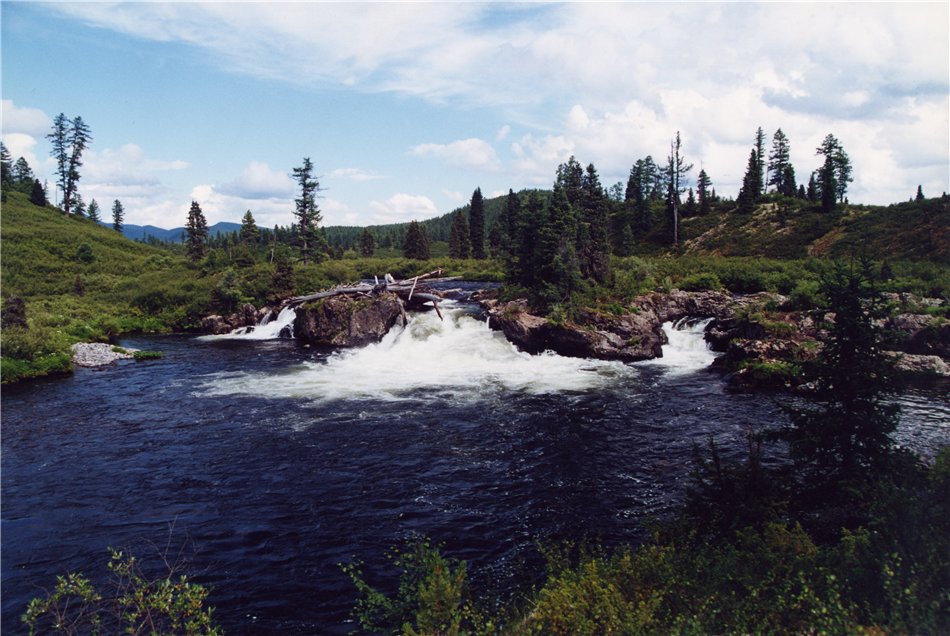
[
  {"left": 886, "top": 313, "right": 950, "bottom": 358},
  {"left": 294, "top": 292, "right": 403, "bottom": 347}
]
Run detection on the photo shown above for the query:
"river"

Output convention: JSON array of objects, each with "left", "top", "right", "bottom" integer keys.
[{"left": 2, "top": 296, "right": 947, "bottom": 633}]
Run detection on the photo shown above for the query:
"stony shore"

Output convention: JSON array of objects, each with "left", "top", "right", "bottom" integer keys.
[{"left": 70, "top": 342, "right": 139, "bottom": 367}]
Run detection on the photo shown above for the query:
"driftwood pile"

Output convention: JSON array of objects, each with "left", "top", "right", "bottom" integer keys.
[{"left": 283, "top": 269, "right": 456, "bottom": 325}]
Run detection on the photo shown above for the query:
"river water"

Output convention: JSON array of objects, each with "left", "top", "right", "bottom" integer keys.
[{"left": 2, "top": 298, "right": 947, "bottom": 633}]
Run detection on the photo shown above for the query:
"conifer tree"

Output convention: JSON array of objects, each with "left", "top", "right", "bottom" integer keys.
[
  {"left": 696, "top": 169, "right": 712, "bottom": 215},
  {"left": 468, "top": 188, "right": 486, "bottom": 259},
  {"left": 73, "top": 193, "right": 86, "bottom": 217},
  {"left": 185, "top": 200, "right": 209, "bottom": 261},
  {"left": 111, "top": 200, "right": 124, "bottom": 233},
  {"left": 47, "top": 114, "right": 92, "bottom": 215},
  {"left": 48, "top": 114, "right": 70, "bottom": 209},
  {"left": 818, "top": 155, "right": 838, "bottom": 213},
  {"left": 448, "top": 211, "right": 471, "bottom": 259},
  {"left": 292, "top": 157, "right": 325, "bottom": 264},
  {"left": 755, "top": 126, "right": 766, "bottom": 194},
  {"left": 12, "top": 157, "right": 35, "bottom": 193},
  {"left": 87, "top": 199, "right": 101, "bottom": 222},
  {"left": 534, "top": 184, "right": 583, "bottom": 310},
  {"left": 666, "top": 131, "right": 693, "bottom": 245},
  {"left": 806, "top": 174, "right": 818, "bottom": 202},
  {"left": 500, "top": 189, "right": 522, "bottom": 280},
  {"left": 359, "top": 227, "right": 376, "bottom": 257},
  {"left": 815, "top": 134, "right": 852, "bottom": 205},
  {"left": 0, "top": 142, "right": 12, "bottom": 192},
  {"left": 556, "top": 156, "right": 585, "bottom": 208},
  {"left": 239, "top": 210, "right": 259, "bottom": 244},
  {"left": 29, "top": 179, "right": 47, "bottom": 207},
  {"left": 578, "top": 163, "right": 611, "bottom": 283},
  {"left": 403, "top": 220, "right": 431, "bottom": 259},
  {"left": 737, "top": 149, "right": 760, "bottom": 213},
  {"left": 767, "top": 128, "right": 792, "bottom": 194},
  {"left": 916, "top": 185, "right": 925, "bottom": 201}
]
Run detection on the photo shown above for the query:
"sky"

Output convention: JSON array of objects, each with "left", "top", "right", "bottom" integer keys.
[{"left": 2, "top": 2, "right": 948, "bottom": 230}]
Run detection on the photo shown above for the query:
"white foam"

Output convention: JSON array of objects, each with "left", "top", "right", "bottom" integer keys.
[
  {"left": 198, "top": 305, "right": 297, "bottom": 341},
  {"left": 197, "top": 307, "right": 632, "bottom": 402},
  {"left": 637, "top": 317, "right": 718, "bottom": 374}
]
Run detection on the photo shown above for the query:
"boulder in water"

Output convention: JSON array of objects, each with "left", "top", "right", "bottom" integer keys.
[{"left": 294, "top": 292, "right": 403, "bottom": 347}]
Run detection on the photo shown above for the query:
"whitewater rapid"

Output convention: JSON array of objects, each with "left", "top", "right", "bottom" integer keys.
[{"left": 196, "top": 305, "right": 720, "bottom": 403}]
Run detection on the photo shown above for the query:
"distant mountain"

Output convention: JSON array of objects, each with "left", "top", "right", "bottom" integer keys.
[{"left": 105, "top": 221, "right": 242, "bottom": 242}]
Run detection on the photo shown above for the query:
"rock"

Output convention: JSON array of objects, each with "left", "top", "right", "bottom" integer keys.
[
  {"left": 71, "top": 342, "right": 139, "bottom": 367},
  {"left": 294, "top": 292, "right": 403, "bottom": 347},
  {"left": 887, "top": 313, "right": 950, "bottom": 357},
  {"left": 201, "top": 314, "right": 233, "bottom": 335},
  {"left": 887, "top": 351, "right": 950, "bottom": 378}
]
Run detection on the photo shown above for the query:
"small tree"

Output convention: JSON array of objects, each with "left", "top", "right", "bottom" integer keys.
[
  {"left": 87, "top": 198, "right": 101, "bottom": 222},
  {"left": 468, "top": 187, "right": 485, "bottom": 259},
  {"left": 403, "top": 220, "right": 431, "bottom": 260},
  {"left": 916, "top": 185, "right": 925, "bottom": 201},
  {"left": 696, "top": 168, "right": 712, "bottom": 215},
  {"left": 448, "top": 211, "right": 471, "bottom": 259},
  {"left": 29, "top": 179, "right": 48, "bottom": 207},
  {"left": 359, "top": 227, "right": 376, "bottom": 257},
  {"left": 185, "top": 200, "right": 209, "bottom": 262},
  {"left": 239, "top": 209, "right": 259, "bottom": 244},
  {"left": 737, "top": 149, "right": 760, "bottom": 213},
  {"left": 111, "top": 199, "right": 124, "bottom": 233}
]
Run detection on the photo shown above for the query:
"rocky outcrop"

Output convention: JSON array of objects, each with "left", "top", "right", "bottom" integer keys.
[
  {"left": 293, "top": 292, "right": 404, "bottom": 347},
  {"left": 71, "top": 342, "right": 139, "bottom": 367},
  {"left": 886, "top": 313, "right": 950, "bottom": 358},
  {"left": 201, "top": 303, "right": 266, "bottom": 335},
  {"left": 484, "top": 290, "right": 744, "bottom": 362}
]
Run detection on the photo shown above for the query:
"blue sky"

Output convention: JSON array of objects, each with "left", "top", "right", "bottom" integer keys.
[{"left": 2, "top": 2, "right": 948, "bottom": 229}]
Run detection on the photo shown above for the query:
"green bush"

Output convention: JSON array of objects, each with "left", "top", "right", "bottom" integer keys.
[{"left": 678, "top": 272, "right": 723, "bottom": 292}]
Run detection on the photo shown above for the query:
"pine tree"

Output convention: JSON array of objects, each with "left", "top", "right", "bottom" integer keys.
[
  {"left": 781, "top": 164, "right": 798, "bottom": 197},
  {"left": 818, "top": 154, "right": 837, "bottom": 213},
  {"left": 755, "top": 126, "right": 766, "bottom": 194},
  {"left": 534, "top": 184, "right": 583, "bottom": 310},
  {"left": 0, "top": 142, "right": 12, "bottom": 192},
  {"left": 112, "top": 200, "right": 124, "bottom": 233},
  {"left": 500, "top": 189, "right": 522, "bottom": 280},
  {"left": 696, "top": 169, "right": 712, "bottom": 215},
  {"left": 403, "top": 220, "right": 431, "bottom": 259},
  {"left": 359, "top": 227, "right": 376, "bottom": 257},
  {"left": 667, "top": 131, "right": 693, "bottom": 245},
  {"left": 448, "top": 211, "right": 471, "bottom": 259},
  {"left": 556, "top": 156, "right": 585, "bottom": 208},
  {"left": 916, "top": 185, "right": 925, "bottom": 201},
  {"left": 767, "top": 128, "right": 792, "bottom": 194},
  {"left": 239, "top": 210, "right": 259, "bottom": 244},
  {"left": 626, "top": 158, "right": 656, "bottom": 233},
  {"left": 578, "top": 163, "right": 611, "bottom": 283},
  {"left": 816, "top": 134, "right": 853, "bottom": 205},
  {"left": 29, "top": 179, "right": 47, "bottom": 206},
  {"left": 468, "top": 188, "right": 486, "bottom": 259},
  {"left": 48, "top": 114, "right": 69, "bottom": 210},
  {"left": 64, "top": 116, "right": 92, "bottom": 215},
  {"left": 12, "top": 157, "right": 35, "bottom": 193},
  {"left": 292, "top": 157, "right": 325, "bottom": 264},
  {"left": 737, "top": 149, "right": 760, "bottom": 214},
  {"left": 73, "top": 192, "right": 86, "bottom": 217},
  {"left": 806, "top": 174, "right": 818, "bottom": 202},
  {"left": 87, "top": 199, "right": 101, "bottom": 223},
  {"left": 185, "top": 200, "right": 209, "bottom": 261}
]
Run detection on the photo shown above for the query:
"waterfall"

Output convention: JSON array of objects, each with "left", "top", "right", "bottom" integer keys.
[
  {"left": 638, "top": 317, "right": 718, "bottom": 373},
  {"left": 199, "top": 305, "right": 297, "bottom": 341},
  {"left": 197, "top": 306, "right": 634, "bottom": 402}
]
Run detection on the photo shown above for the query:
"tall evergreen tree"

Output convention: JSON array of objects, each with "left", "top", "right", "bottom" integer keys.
[
  {"left": 403, "top": 220, "right": 431, "bottom": 259},
  {"left": 64, "top": 116, "right": 92, "bottom": 215},
  {"left": 12, "top": 157, "right": 35, "bottom": 193},
  {"left": 806, "top": 173, "right": 818, "bottom": 202},
  {"left": 578, "top": 163, "right": 611, "bottom": 283},
  {"left": 556, "top": 156, "right": 585, "bottom": 208},
  {"left": 737, "top": 149, "right": 760, "bottom": 213},
  {"left": 534, "top": 184, "right": 583, "bottom": 310},
  {"left": 292, "top": 157, "right": 325, "bottom": 264},
  {"left": 666, "top": 131, "right": 693, "bottom": 245},
  {"left": 448, "top": 210, "right": 471, "bottom": 259},
  {"left": 359, "top": 227, "right": 376, "bottom": 257},
  {"left": 239, "top": 210, "right": 259, "bottom": 244},
  {"left": 0, "top": 142, "right": 12, "bottom": 192},
  {"left": 816, "top": 134, "right": 853, "bottom": 204},
  {"left": 500, "top": 189, "right": 522, "bottom": 281},
  {"left": 916, "top": 185, "right": 925, "bottom": 201},
  {"left": 468, "top": 187, "right": 486, "bottom": 259},
  {"left": 780, "top": 164, "right": 798, "bottom": 198},
  {"left": 818, "top": 155, "right": 838, "bottom": 213},
  {"left": 87, "top": 199, "right": 101, "bottom": 222},
  {"left": 754, "top": 126, "right": 766, "bottom": 194},
  {"left": 111, "top": 199, "right": 124, "bottom": 233},
  {"left": 185, "top": 200, "right": 209, "bottom": 261},
  {"left": 73, "top": 192, "right": 86, "bottom": 217},
  {"left": 47, "top": 113, "right": 70, "bottom": 210},
  {"left": 767, "top": 128, "right": 792, "bottom": 194},
  {"left": 696, "top": 168, "right": 712, "bottom": 215}
]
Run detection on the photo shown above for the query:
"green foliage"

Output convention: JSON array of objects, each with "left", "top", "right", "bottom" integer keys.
[
  {"left": 343, "top": 538, "right": 475, "bottom": 636},
  {"left": 133, "top": 350, "right": 164, "bottom": 360},
  {"left": 22, "top": 548, "right": 219, "bottom": 635},
  {"left": 403, "top": 220, "right": 432, "bottom": 260},
  {"left": 677, "top": 271, "right": 722, "bottom": 292}
]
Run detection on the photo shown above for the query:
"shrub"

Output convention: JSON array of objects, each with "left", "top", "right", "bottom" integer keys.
[{"left": 678, "top": 272, "right": 723, "bottom": 292}]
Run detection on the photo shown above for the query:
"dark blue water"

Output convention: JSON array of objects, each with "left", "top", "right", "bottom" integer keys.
[{"left": 2, "top": 317, "right": 947, "bottom": 633}]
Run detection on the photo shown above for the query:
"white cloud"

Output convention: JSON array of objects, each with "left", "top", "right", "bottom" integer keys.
[
  {"left": 328, "top": 167, "right": 386, "bottom": 182},
  {"left": 1, "top": 100, "right": 52, "bottom": 136},
  {"left": 410, "top": 138, "right": 501, "bottom": 173},
  {"left": 442, "top": 189, "right": 466, "bottom": 205},
  {"left": 217, "top": 161, "right": 294, "bottom": 199},
  {"left": 495, "top": 125, "right": 511, "bottom": 142},
  {"left": 369, "top": 193, "right": 438, "bottom": 224}
]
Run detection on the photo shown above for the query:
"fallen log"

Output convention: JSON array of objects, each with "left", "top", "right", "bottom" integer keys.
[{"left": 284, "top": 273, "right": 446, "bottom": 320}]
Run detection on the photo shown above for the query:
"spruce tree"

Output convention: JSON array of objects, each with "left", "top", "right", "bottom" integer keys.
[
  {"left": 818, "top": 154, "right": 837, "bottom": 213},
  {"left": 87, "top": 199, "right": 101, "bottom": 222},
  {"left": 916, "top": 185, "right": 925, "bottom": 201},
  {"left": 448, "top": 211, "right": 471, "bottom": 259},
  {"left": 534, "top": 184, "right": 583, "bottom": 310},
  {"left": 578, "top": 163, "right": 611, "bottom": 283},
  {"left": 292, "top": 157, "right": 325, "bottom": 264},
  {"left": 64, "top": 116, "right": 92, "bottom": 215},
  {"left": 696, "top": 169, "right": 712, "bottom": 215},
  {"left": 112, "top": 200, "right": 124, "bottom": 233},
  {"left": 755, "top": 126, "right": 766, "bottom": 195},
  {"left": 468, "top": 188, "right": 485, "bottom": 259},
  {"left": 767, "top": 128, "right": 791, "bottom": 194},
  {"left": 0, "top": 142, "right": 12, "bottom": 192},
  {"left": 501, "top": 189, "right": 522, "bottom": 280},
  {"left": 12, "top": 157, "right": 34, "bottom": 193},
  {"left": 666, "top": 131, "right": 692, "bottom": 245},
  {"left": 403, "top": 220, "right": 431, "bottom": 259},
  {"left": 48, "top": 114, "right": 70, "bottom": 210},
  {"left": 359, "top": 227, "right": 376, "bottom": 257},
  {"left": 185, "top": 200, "right": 209, "bottom": 262},
  {"left": 29, "top": 179, "right": 47, "bottom": 206},
  {"left": 815, "top": 134, "right": 852, "bottom": 204},
  {"left": 239, "top": 210, "right": 259, "bottom": 244},
  {"left": 737, "top": 149, "right": 760, "bottom": 213}
]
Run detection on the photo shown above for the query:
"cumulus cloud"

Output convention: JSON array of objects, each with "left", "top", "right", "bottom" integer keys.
[
  {"left": 1, "top": 100, "right": 52, "bottom": 136},
  {"left": 410, "top": 138, "right": 501, "bottom": 173},
  {"left": 217, "top": 161, "right": 294, "bottom": 199},
  {"left": 369, "top": 193, "right": 438, "bottom": 224}
]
